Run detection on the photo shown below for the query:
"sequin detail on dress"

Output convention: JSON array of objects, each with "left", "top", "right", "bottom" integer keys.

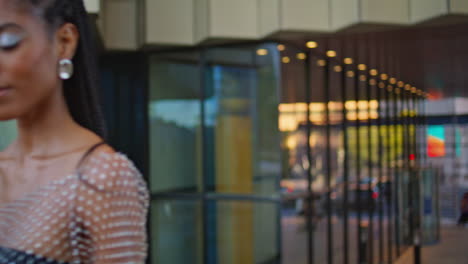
[{"left": 0, "top": 152, "right": 149, "bottom": 264}]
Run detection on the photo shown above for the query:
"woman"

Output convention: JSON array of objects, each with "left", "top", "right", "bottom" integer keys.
[{"left": 0, "top": 0, "right": 149, "bottom": 263}]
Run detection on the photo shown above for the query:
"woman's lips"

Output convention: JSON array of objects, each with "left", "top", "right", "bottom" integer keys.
[{"left": 0, "top": 86, "right": 12, "bottom": 97}]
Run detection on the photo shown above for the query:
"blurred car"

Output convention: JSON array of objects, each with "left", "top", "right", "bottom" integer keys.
[
  {"left": 281, "top": 178, "right": 327, "bottom": 217},
  {"left": 331, "top": 178, "right": 383, "bottom": 214}
]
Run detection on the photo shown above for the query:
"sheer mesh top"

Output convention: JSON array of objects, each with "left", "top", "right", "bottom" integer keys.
[{"left": 0, "top": 152, "right": 149, "bottom": 264}]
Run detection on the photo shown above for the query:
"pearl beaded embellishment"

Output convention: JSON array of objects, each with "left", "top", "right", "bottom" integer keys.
[{"left": 0, "top": 152, "right": 149, "bottom": 264}]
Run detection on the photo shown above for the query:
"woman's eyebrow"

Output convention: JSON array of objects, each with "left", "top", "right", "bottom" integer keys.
[{"left": 0, "top": 22, "right": 23, "bottom": 32}]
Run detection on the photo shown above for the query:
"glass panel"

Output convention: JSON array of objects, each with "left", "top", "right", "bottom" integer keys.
[
  {"left": 0, "top": 120, "right": 16, "bottom": 150},
  {"left": 149, "top": 52, "right": 202, "bottom": 193},
  {"left": 206, "top": 199, "right": 279, "bottom": 264},
  {"left": 329, "top": 59, "right": 345, "bottom": 264},
  {"left": 203, "top": 44, "right": 281, "bottom": 195},
  {"left": 310, "top": 51, "right": 328, "bottom": 264},
  {"left": 279, "top": 44, "right": 308, "bottom": 264},
  {"left": 344, "top": 57, "right": 359, "bottom": 264},
  {"left": 150, "top": 199, "right": 203, "bottom": 264}
]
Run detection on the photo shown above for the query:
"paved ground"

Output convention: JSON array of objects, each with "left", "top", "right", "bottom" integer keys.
[
  {"left": 422, "top": 225, "right": 468, "bottom": 264},
  {"left": 281, "top": 210, "right": 468, "bottom": 264},
  {"left": 282, "top": 211, "right": 389, "bottom": 264}
]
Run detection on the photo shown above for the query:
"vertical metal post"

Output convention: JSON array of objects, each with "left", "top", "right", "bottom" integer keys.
[
  {"left": 200, "top": 48, "right": 209, "bottom": 264},
  {"left": 305, "top": 49, "right": 314, "bottom": 264},
  {"left": 354, "top": 37, "right": 364, "bottom": 264},
  {"left": 411, "top": 89, "right": 422, "bottom": 264},
  {"left": 401, "top": 85, "right": 411, "bottom": 250},
  {"left": 262, "top": 44, "right": 284, "bottom": 264},
  {"left": 403, "top": 86, "right": 412, "bottom": 256},
  {"left": 411, "top": 89, "right": 418, "bottom": 170},
  {"left": 391, "top": 35, "right": 402, "bottom": 256},
  {"left": 394, "top": 39, "right": 410, "bottom": 255},
  {"left": 381, "top": 37, "right": 394, "bottom": 264},
  {"left": 340, "top": 42, "right": 350, "bottom": 264},
  {"left": 372, "top": 36, "right": 384, "bottom": 264},
  {"left": 324, "top": 47, "right": 333, "bottom": 264},
  {"left": 421, "top": 93, "right": 428, "bottom": 168},
  {"left": 377, "top": 73, "right": 385, "bottom": 264},
  {"left": 365, "top": 48, "right": 374, "bottom": 264},
  {"left": 385, "top": 82, "right": 393, "bottom": 264},
  {"left": 393, "top": 83, "right": 401, "bottom": 257},
  {"left": 405, "top": 86, "right": 415, "bottom": 259}
]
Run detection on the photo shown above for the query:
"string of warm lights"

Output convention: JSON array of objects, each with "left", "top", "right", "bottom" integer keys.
[
  {"left": 257, "top": 42, "right": 429, "bottom": 98},
  {"left": 272, "top": 42, "right": 427, "bottom": 132}
]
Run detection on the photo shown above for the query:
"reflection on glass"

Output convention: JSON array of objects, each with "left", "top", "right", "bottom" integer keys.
[
  {"left": 206, "top": 200, "right": 278, "bottom": 264},
  {"left": 149, "top": 55, "right": 202, "bottom": 193},
  {"left": 205, "top": 65, "right": 254, "bottom": 194},
  {"left": 204, "top": 45, "right": 281, "bottom": 195},
  {"left": 148, "top": 46, "right": 281, "bottom": 264},
  {"left": 151, "top": 200, "right": 202, "bottom": 264}
]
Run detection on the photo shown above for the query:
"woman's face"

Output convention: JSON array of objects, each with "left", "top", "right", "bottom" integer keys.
[{"left": 0, "top": 0, "right": 64, "bottom": 121}]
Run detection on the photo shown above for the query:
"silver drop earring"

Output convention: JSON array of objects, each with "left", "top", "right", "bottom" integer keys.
[{"left": 58, "top": 59, "right": 74, "bottom": 80}]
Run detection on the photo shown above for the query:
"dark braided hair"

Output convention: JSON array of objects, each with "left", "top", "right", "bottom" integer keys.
[{"left": 18, "top": 0, "right": 106, "bottom": 138}]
